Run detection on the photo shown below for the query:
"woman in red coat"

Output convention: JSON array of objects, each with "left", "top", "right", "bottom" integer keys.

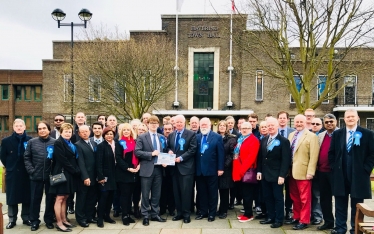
[{"left": 233, "top": 122, "right": 260, "bottom": 222}]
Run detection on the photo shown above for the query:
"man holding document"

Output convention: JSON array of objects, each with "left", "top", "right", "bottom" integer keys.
[
  {"left": 167, "top": 115, "right": 197, "bottom": 223},
  {"left": 135, "top": 115, "right": 167, "bottom": 226}
]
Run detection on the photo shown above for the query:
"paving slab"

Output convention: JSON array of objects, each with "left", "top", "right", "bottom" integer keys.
[
  {"left": 181, "top": 219, "right": 230, "bottom": 229},
  {"left": 161, "top": 228, "right": 201, "bottom": 234},
  {"left": 202, "top": 228, "right": 243, "bottom": 234},
  {"left": 243, "top": 228, "right": 284, "bottom": 234}
]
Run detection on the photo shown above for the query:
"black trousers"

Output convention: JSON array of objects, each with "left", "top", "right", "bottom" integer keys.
[
  {"left": 242, "top": 182, "right": 255, "bottom": 217},
  {"left": 318, "top": 171, "right": 334, "bottom": 226},
  {"left": 335, "top": 195, "right": 362, "bottom": 234},
  {"left": 75, "top": 183, "right": 98, "bottom": 223},
  {"left": 196, "top": 175, "right": 218, "bottom": 217},
  {"left": 132, "top": 180, "right": 141, "bottom": 208},
  {"left": 284, "top": 176, "right": 293, "bottom": 213},
  {"left": 97, "top": 190, "right": 114, "bottom": 220},
  {"left": 218, "top": 188, "right": 229, "bottom": 214},
  {"left": 29, "top": 180, "right": 55, "bottom": 225},
  {"left": 118, "top": 182, "right": 135, "bottom": 217},
  {"left": 160, "top": 175, "right": 175, "bottom": 214},
  {"left": 230, "top": 181, "right": 243, "bottom": 205},
  {"left": 262, "top": 180, "right": 284, "bottom": 222}
]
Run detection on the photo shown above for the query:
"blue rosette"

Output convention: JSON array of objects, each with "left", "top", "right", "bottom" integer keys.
[
  {"left": 179, "top": 138, "right": 185, "bottom": 151},
  {"left": 267, "top": 139, "right": 280, "bottom": 151},
  {"left": 201, "top": 143, "right": 209, "bottom": 154},
  {"left": 159, "top": 137, "right": 165, "bottom": 148},
  {"left": 23, "top": 142, "right": 28, "bottom": 150},
  {"left": 354, "top": 131, "right": 362, "bottom": 146},
  {"left": 46, "top": 145, "right": 54, "bottom": 159},
  {"left": 119, "top": 140, "right": 127, "bottom": 150}
]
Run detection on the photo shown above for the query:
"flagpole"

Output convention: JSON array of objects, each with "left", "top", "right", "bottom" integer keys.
[
  {"left": 173, "top": 4, "right": 180, "bottom": 108},
  {"left": 227, "top": 2, "right": 234, "bottom": 108}
]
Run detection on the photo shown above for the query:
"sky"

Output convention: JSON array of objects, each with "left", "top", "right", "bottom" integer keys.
[{"left": 0, "top": 0, "right": 237, "bottom": 70}]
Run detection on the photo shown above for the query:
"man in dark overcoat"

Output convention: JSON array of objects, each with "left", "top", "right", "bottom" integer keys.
[{"left": 0, "top": 118, "right": 32, "bottom": 229}]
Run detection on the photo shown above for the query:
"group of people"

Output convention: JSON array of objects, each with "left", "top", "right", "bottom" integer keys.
[{"left": 1, "top": 108, "right": 373, "bottom": 234}]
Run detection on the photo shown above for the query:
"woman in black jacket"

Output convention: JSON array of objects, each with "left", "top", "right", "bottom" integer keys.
[
  {"left": 116, "top": 123, "right": 140, "bottom": 225},
  {"left": 217, "top": 120, "right": 237, "bottom": 219},
  {"left": 96, "top": 127, "right": 122, "bottom": 228},
  {"left": 49, "top": 123, "right": 80, "bottom": 232}
]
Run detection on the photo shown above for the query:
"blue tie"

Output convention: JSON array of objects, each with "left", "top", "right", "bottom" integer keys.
[
  {"left": 175, "top": 132, "right": 181, "bottom": 151},
  {"left": 280, "top": 129, "right": 285, "bottom": 137},
  {"left": 201, "top": 135, "right": 207, "bottom": 152},
  {"left": 152, "top": 134, "right": 158, "bottom": 163},
  {"left": 347, "top": 130, "right": 354, "bottom": 152}
]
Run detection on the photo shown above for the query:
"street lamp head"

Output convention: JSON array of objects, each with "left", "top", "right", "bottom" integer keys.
[
  {"left": 78, "top": 8, "right": 93, "bottom": 21},
  {"left": 51, "top": 8, "right": 66, "bottom": 21}
]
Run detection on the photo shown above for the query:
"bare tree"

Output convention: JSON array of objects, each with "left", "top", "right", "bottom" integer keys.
[
  {"left": 236, "top": 0, "right": 374, "bottom": 113},
  {"left": 65, "top": 32, "right": 176, "bottom": 119}
]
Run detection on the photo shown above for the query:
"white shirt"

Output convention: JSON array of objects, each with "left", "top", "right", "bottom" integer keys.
[{"left": 148, "top": 131, "right": 161, "bottom": 151}]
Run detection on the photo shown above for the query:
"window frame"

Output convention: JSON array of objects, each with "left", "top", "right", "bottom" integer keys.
[
  {"left": 24, "top": 86, "right": 32, "bottom": 101},
  {"left": 88, "top": 75, "right": 102, "bottom": 102},
  {"left": 317, "top": 75, "right": 329, "bottom": 104},
  {"left": 344, "top": 75, "right": 357, "bottom": 105},
  {"left": 255, "top": 70, "right": 264, "bottom": 101},
  {"left": 15, "top": 86, "right": 22, "bottom": 101},
  {"left": 34, "top": 116, "right": 42, "bottom": 132},
  {"left": 34, "top": 86, "right": 42, "bottom": 101},
  {"left": 24, "top": 116, "right": 32, "bottom": 131},
  {"left": 1, "top": 85, "right": 9, "bottom": 100},
  {"left": 290, "top": 75, "right": 302, "bottom": 103}
]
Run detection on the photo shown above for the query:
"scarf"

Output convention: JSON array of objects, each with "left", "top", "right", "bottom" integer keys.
[
  {"left": 15, "top": 131, "right": 26, "bottom": 157},
  {"left": 64, "top": 139, "right": 78, "bottom": 158},
  {"left": 234, "top": 133, "right": 250, "bottom": 155},
  {"left": 121, "top": 136, "right": 138, "bottom": 168}
]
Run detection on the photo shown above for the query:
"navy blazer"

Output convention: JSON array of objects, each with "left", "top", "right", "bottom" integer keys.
[{"left": 195, "top": 131, "right": 224, "bottom": 176}]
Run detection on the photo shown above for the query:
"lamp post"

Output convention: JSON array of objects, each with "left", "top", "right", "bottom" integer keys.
[{"left": 51, "top": 8, "right": 93, "bottom": 124}]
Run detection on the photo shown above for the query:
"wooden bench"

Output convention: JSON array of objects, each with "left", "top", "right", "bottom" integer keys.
[{"left": 355, "top": 203, "right": 374, "bottom": 234}]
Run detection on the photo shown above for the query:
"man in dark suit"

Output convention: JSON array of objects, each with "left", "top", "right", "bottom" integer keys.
[
  {"left": 226, "top": 116, "right": 240, "bottom": 137},
  {"left": 195, "top": 117, "right": 224, "bottom": 222},
  {"left": 75, "top": 125, "right": 98, "bottom": 227},
  {"left": 167, "top": 115, "right": 197, "bottom": 223},
  {"left": 135, "top": 115, "right": 167, "bottom": 226},
  {"left": 277, "top": 110, "right": 295, "bottom": 220},
  {"left": 329, "top": 109, "right": 374, "bottom": 234},
  {"left": 50, "top": 114, "right": 65, "bottom": 139},
  {"left": 257, "top": 117, "right": 291, "bottom": 228}
]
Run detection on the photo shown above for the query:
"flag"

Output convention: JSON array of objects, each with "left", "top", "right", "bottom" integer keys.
[
  {"left": 177, "top": 0, "right": 184, "bottom": 12},
  {"left": 231, "top": 0, "right": 235, "bottom": 12}
]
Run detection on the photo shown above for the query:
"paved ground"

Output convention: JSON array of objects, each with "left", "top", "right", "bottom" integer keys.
[{"left": 1, "top": 191, "right": 374, "bottom": 234}]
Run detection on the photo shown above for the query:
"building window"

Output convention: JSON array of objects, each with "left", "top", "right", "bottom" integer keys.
[
  {"left": 255, "top": 70, "right": 263, "bottom": 101},
  {"left": 193, "top": 52, "right": 214, "bottom": 109},
  {"left": 25, "top": 86, "right": 32, "bottom": 101},
  {"left": 15, "top": 86, "right": 22, "bottom": 100},
  {"left": 317, "top": 75, "right": 329, "bottom": 104},
  {"left": 4, "top": 116, "right": 9, "bottom": 131},
  {"left": 114, "top": 81, "right": 125, "bottom": 103},
  {"left": 88, "top": 75, "right": 101, "bottom": 102},
  {"left": 34, "top": 116, "right": 42, "bottom": 131},
  {"left": 64, "top": 75, "right": 75, "bottom": 102},
  {"left": 24, "top": 116, "right": 32, "bottom": 131},
  {"left": 290, "top": 75, "right": 302, "bottom": 103},
  {"left": 289, "top": 117, "right": 294, "bottom": 128},
  {"left": 339, "top": 118, "right": 345, "bottom": 128},
  {"left": 367, "top": 118, "right": 374, "bottom": 131},
  {"left": 344, "top": 75, "right": 357, "bottom": 105},
  {"left": 34, "top": 86, "right": 42, "bottom": 101},
  {"left": 2, "top": 85, "right": 9, "bottom": 100}
]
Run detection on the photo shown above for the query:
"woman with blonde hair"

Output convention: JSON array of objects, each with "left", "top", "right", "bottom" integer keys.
[{"left": 136, "top": 123, "right": 148, "bottom": 137}]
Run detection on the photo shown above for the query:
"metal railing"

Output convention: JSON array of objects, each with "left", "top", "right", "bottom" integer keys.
[{"left": 335, "top": 95, "right": 374, "bottom": 107}]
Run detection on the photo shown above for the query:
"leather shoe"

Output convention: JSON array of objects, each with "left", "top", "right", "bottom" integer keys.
[
  {"left": 255, "top": 213, "right": 267, "bottom": 219},
  {"left": 63, "top": 222, "right": 76, "bottom": 228},
  {"left": 219, "top": 213, "right": 227, "bottom": 219},
  {"left": 97, "top": 219, "right": 104, "bottom": 228},
  {"left": 260, "top": 218, "right": 274, "bottom": 224},
  {"left": 122, "top": 217, "right": 130, "bottom": 226},
  {"left": 78, "top": 222, "right": 89, "bottom": 227},
  {"left": 317, "top": 223, "right": 334, "bottom": 230},
  {"left": 151, "top": 216, "right": 166, "bottom": 222},
  {"left": 312, "top": 219, "right": 322, "bottom": 225},
  {"left": 285, "top": 219, "right": 299, "bottom": 225},
  {"left": 104, "top": 218, "right": 116, "bottom": 224},
  {"left": 183, "top": 217, "right": 191, "bottom": 223},
  {"left": 228, "top": 204, "right": 234, "bottom": 210},
  {"left": 331, "top": 229, "right": 344, "bottom": 234},
  {"left": 195, "top": 214, "right": 208, "bottom": 220},
  {"left": 271, "top": 222, "right": 283, "bottom": 228},
  {"left": 113, "top": 210, "right": 120, "bottom": 217},
  {"left": 208, "top": 216, "right": 215, "bottom": 222},
  {"left": 143, "top": 218, "right": 149, "bottom": 226},
  {"left": 46, "top": 223, "right": 55, "bottom": 229},
  {"left": 172, "top": 215, "right": 183, "bottom": 221},
  {"left": 128, "top": 216, "right": 135, "bottom": 223},
  {"left": 23, "top": 220, "right": 32, "bottom": 226},
  {"left": 285, "top": 212, "right": 293, "bottom": 221},
  {"left": 6, "top": 222, "right": 16, "bottom": 229},
  {"left": 87, "top": 219, "right": 97, "bottom": 223},
  {"left": 293, "top": 223, "right": 308, "bottom": 230},
  {"left": 31, "top": 224, "right": 39, "bottom": 231},
  {"left": 169, "top": 211, "right": 175, "bottom": 216}
]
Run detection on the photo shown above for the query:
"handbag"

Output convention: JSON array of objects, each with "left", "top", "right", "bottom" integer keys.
[
  {"left": 49, "top": 168, "right": 67, "bottom": 186},
  {"left": 242, "top": 167, "right": 257, "bottom": 184}
]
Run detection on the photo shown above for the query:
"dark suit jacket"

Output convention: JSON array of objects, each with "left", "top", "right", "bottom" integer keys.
[
  {"left": 230, "top": 128, "right": 240, "bottom": 138},
  {"left": 75, "top": 139, "right": 97, "bottom": 186},
  {"left": 167, "top": 129, "right": 197, "bottom": 175},
  {"left": 328, "top": 126, "right": 374, "bottom": 199},
  {"left": 50, "top": 129, "right": 59, "bottom": 139},
  {"left": 115, "top": 140, "right": 139, "bottom": 183},
  {"left": 95, "top": 140, "right": 121, "bottom": 190},
  {"left": 135, "top": 132, "right": 166, "bottom": 177},
  {"left": 195, "top": 131, "right": 224, "bottom": 176},
  {"left": 257, "top": 134, "right": 291, "bottom": 182}
]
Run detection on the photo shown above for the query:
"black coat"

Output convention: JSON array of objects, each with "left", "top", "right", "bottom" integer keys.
[
  {"left": 257, "top": 134, "right": 291, "bottom": 183},
  {"left": 49, "top": 136, "right": 81, "bottom": 194},
  {"left": 0, "top": 131, "right": 31, "bottom": 205},
  {"left": 218, "top": 134, "right": 236, "bottom": 189},
  {"left": 328, "top": 126, "right": 374, "bottom": 199},
  {"left": 115, "top": 148, "right": 139, "bottom": 183},
  {"left": 96, "top": 140, "right": 120, "bottom": 190},
  {"left": 75, "top": 139, "right": 97, "bottom": 186}
]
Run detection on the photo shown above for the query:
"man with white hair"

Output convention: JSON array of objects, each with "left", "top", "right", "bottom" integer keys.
[{"left": 195, "top": 117, "right": 224, "bottom": 222}]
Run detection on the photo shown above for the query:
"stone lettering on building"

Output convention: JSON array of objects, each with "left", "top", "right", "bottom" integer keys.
[{"left": 187, "top": 25, "right": 220, "bottom": 38}]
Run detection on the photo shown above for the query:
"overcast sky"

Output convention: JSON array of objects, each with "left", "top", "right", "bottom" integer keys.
[{"left": 0, "top": 0, "right": 236, "bottom": 70}]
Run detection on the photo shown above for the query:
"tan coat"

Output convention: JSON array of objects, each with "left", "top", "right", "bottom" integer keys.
[{"left": 288, "top": 130, "right": 320, "bottom": 180}]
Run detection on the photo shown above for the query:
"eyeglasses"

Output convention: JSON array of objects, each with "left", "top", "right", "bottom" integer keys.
[
  {"left": 311, "top": 123, "right": 321, "bottom": 126},
  {"left": 54, "top": 119, "right": 64, "bottom": 122},
  {"left": 324, "top": 120, "right": 334, "bottom": 124}
]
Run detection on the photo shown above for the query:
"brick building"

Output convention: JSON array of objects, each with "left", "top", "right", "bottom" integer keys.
[
  {"left": 42, "top": 14, "right": 374, "bottom": 130},
  {"left": 0, "top": 70, "right": 43, "bottom": 138}
]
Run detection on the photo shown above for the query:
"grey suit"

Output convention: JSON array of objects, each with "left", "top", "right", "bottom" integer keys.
[{"left": 135, "top": 131, "right": 165, "bottom": 218}]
